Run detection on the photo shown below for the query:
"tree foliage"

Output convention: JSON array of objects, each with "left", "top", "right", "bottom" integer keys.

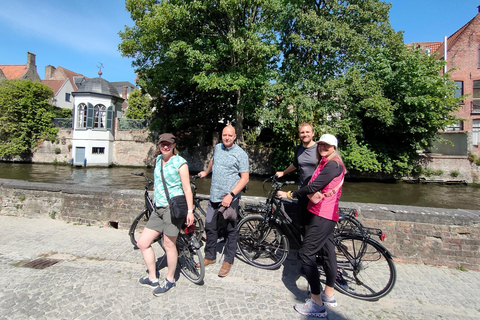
[
  {"left": 119, "top": 0, "right": 281, "bottom": 145},
  {"left": 125, "top": 88, "right": 152, "bottom": 119},
  {"left": 119, "top": 0, "right": 462, "bottom": 177},
  {"left": 0, "top": 79, "right": 58, "bottom": 157}
]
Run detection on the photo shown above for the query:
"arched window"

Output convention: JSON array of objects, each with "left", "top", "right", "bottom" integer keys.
[
  {"left": 94, "top": 104, "right": 107, "bottom": 129},
  {"left": 77, "top": 103, "right": 87, "bottom": 128}
]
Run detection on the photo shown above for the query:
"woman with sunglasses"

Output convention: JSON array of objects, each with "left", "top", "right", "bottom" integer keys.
[
  {"left": 136, "top": 133, "right": 194, "bottom": 295},
  {"left": 278, "top": 134, "right": 345, "bottom": 318}
]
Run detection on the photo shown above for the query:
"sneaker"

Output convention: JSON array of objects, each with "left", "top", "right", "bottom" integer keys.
[
  {"left": 336, "top": 271, "right": 349, "bottom": 290},
  {"left": 321, "top": 292, "right": 337, "bottom": 307},
  {"left": 293, "top": 299, "right": 327, "bottom": 317},
  {"left": 152, "top": 278, "right": 176, "bottom": 296},
  {"left": 139, "top": 276, "right": 159, "bottom": 288}
]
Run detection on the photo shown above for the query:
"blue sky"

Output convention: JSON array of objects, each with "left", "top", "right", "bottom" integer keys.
[{"left": 0, "top": 0, "right": 478, "bottom": 84}]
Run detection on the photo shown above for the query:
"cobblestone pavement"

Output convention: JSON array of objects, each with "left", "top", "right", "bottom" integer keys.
[{"left": 0, "top": 215, "right": 479, "bottom": 320}]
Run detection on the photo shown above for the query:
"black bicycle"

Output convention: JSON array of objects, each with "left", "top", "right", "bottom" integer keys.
[
  {"left": 237, "top": 176, "right": 396, "bottom": 301},
  {"left": 128, "top": 172, "right": 205, "bottom": 284}
]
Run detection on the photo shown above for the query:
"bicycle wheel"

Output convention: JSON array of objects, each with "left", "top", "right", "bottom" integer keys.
[
  {"left": 129, "top": 209, "right": 150, "bottom": 248},
  {"left": 177, "top": 234, "right": 205, "bottom": 284},
  {"left": 334, "top": 234, "right": 396, "bottom": 301},
  {"left": 236, "top": 215, "right": 289, "bottom": 270},
  {"left": 193, "top": 206, "right": 205, "bottom": 242}
]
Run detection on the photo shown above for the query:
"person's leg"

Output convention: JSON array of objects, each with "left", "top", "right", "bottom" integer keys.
[
  {"left": 223, "top": 199, "right": 239, "bottom": 264},
  {"left": 299, "top": 215, "right": 336, "bottom": 306},
  {"left": 137, "top": 227, "right": 162, "bottom": 281},
  {"left": 162, "top": 234, "right": 178, "bottom": 283},
  {"left": 204, "top": 201, "right": 219, "bottom": 260},
  {"left": 320, "top": 236, "right": 337, "bottom": 298}
]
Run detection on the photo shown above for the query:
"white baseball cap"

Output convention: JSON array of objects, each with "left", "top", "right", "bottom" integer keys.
[{"left": 317, "top": 134, "right": 338, "bottom": 148}]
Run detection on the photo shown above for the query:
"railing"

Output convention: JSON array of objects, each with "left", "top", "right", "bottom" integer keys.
[
  {"left": 53, "top": 118, "right": 73, "bottom": 129},
  {"left": 118, "top": 118, "right": 149, "bottom": 130}
]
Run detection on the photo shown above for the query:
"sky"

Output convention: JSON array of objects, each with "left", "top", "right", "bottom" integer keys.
[{"left": 0, "top": 0, "right": 479, "bottom": 84}]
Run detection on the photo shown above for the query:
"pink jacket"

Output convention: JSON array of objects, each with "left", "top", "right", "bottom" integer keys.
[{"left": 307, "top": 157, "right": 345, "bottom": 221}]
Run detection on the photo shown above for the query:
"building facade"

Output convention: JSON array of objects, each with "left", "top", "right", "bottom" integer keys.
[
  {"left": 71, "top": 77, "right": 124, "bottom": 166},
  {"left": 412, "top": 6, "right": 480, "bottom": 156}
]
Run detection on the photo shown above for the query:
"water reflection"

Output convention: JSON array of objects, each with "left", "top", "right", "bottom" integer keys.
[{"left": 0, "top": 162, "right": 479, "bottom": 210}]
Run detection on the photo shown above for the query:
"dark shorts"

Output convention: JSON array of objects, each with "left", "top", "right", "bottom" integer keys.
[{"left": 145, "top": 206, "right": 183, "bottom": 237}]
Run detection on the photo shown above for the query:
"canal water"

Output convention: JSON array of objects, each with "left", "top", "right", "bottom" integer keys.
[{"left": 1, "top": 162, "right": 479, "bottom": 210}]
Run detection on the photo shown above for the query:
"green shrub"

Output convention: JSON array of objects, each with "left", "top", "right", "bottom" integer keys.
[{"left": 450, "top": 170, "right": 460, "bottom": 178}]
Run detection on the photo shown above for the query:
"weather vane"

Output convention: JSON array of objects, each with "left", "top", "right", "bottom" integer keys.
[{"left": 97, "top": 62, "right": 104, "bottom": 77}]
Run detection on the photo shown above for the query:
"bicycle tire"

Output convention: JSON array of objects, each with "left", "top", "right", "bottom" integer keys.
[
  {"left": 129, "top": 209, "right": 151, "bottom": 248},
  {"left": 193, "top": 202, "right": 206, "bottom": 242},
  {"left": 177, "top": 234, "right": 205, "bottom": 284},
  {"left": 333, "top": 234, "right": 396, "bottom": 301},
  {"left": 236, "top": 215, "right": 289, "bottom": 270}
]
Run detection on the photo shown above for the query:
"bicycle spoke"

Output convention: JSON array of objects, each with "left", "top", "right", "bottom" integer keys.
[{"left": 334, "top": 235, "right": 396, "bottom": 300}]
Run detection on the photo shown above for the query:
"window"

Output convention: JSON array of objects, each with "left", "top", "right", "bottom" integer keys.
[
  {"left": 445, "top": 121, "right": 463, "bottom": 131},
  {"left": 65, "top": 93, "right": 71, "bottom": 102},
  {"left": 454, "top": 81, "right": 463, "bottom": 99},
  {"left": 93, "top": 104, "right": 107, "bottom": 129},
  {"left": 92, "top": 147, "right": 105, "bottom": 154},
  {"left": 473, "top": 81, "right": 480, "bottom": 114},
  {"left": 77, "top": 103, "right": 87, "bottom": 128}
]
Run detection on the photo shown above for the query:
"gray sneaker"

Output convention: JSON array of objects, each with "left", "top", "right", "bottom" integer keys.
[
  {"left": 153, "top": 278, "right": 176, "bottom": 296},
  {"left": 321, "top": 292, "right": 337, "bottom": 307},
  {"left": 139, "top": 276, "right": 159, "bottom": 288},
  {"left": 294, "top": 299, "right": 327, "bottom": 317}
]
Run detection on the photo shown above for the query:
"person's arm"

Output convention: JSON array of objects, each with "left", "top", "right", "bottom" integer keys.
[
  {"left": 221, "top": 171, "right": 249, "bottom": 207},
  {"left": 198, "top": 159, "right": 213, "bottom": 178},
  {"left": 278, "top": 162, "right": 342, "bottom": 199},
  {"left": 179, "top": 163, "right": 194, "bottom": 226},
  {"left": 276, "top": 163, "right": 297, "bottom": 178}
]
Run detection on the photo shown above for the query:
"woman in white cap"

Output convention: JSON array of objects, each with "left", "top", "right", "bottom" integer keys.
[
  {"left": 278, "top": 133, "right": 345, "bottom": 318},
  {"left": 136, "top": 133, "right": 194, "bottom": 296}
]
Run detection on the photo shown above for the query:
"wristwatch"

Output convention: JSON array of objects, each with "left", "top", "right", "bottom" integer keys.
[{"left": 230, "top": 191, "right": 236, "bottom": 197}]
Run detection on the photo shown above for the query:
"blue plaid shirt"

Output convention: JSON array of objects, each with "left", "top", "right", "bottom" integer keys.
[
  {"left": 210, "top": 143, "right": 249, "bottom": 203},
  {"left": 153, "top": 154, "right": 187, "bottom": 207}
]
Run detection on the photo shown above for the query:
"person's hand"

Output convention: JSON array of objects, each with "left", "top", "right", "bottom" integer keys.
[
  {"left": 221, "top": 194, "right": 233, "bottom": 207},
  {"left": 277, "top": 191, "right": 288, "bottom": 199},
  {"left": 275, "top": 171, "right": 284, "bottom": 178},
  {"left": 198, "top": 171, "right": 206, "bottom": 178},
  {"left": 186, "top": 212, "right": 194, "bottom": 226}
]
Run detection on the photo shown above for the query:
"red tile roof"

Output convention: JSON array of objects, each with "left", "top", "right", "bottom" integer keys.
[
  {"left": 56, "top": 66, "right": 86, "bottom": 90},
  {"left": 0, "top": 65, "right": 27, "bottom": 79},
  {"left": 42, "top": 79, "right": 66, "bottom": 95}
]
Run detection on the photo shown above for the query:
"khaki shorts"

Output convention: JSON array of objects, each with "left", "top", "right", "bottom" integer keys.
[{"left": 145, "top": 206, "right": 184, "bottom": 237}]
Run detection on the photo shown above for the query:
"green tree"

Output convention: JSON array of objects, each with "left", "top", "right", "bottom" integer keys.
[
  {"left": 259, "top": 0, "right": 461, "bottom": 176},
  {"left": 119, "top": 0, "right": 281, "bottom": 145},
  {"left": 125, "top": 88, "right": 152, "bottom": 119},
  {"left": 0, "top": 79, "right": 58, "bottom": 157}
]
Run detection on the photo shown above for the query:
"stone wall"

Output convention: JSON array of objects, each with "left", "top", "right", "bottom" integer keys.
[{"left": 1, "top": 178, "right": 479, "bottom": 271}]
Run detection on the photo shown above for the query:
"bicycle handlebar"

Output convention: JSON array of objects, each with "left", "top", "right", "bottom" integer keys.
[{"left": 131, "top": 172, "right": 153, "bottom": 189}]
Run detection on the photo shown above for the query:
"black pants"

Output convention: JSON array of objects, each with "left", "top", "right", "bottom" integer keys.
[
  {"left": 204, "top": 199, "right": 239, "bottom": 264},
  {"left": 299, "top": 214, "right": 337, "bottom": 295}
]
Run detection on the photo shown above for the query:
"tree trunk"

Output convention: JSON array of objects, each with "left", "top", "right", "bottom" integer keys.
[{"left": 235, "top": 88, "right": 244, "bottom": 146}]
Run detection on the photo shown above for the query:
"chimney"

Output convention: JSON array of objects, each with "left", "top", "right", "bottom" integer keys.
[
  {"left": 27, "top": 52, "right": 36, "bottom": 69},
  {"left": 45, "top": 65, "right": 56, "bottom": 80},
  {"left": 478, "top": 5, "right": 480, "bottom": 13},
  {"left": 122, "top": 86, "right": 128, "bottom": 99}
]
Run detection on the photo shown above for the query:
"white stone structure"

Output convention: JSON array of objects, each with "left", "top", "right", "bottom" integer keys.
[{"left": 71, "top": 78, "right": 124, "bottom": 166}]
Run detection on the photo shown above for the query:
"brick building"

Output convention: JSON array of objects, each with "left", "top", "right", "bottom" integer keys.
[{"left": 412, "top": 6, "right": 480, "bottom": 156}]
